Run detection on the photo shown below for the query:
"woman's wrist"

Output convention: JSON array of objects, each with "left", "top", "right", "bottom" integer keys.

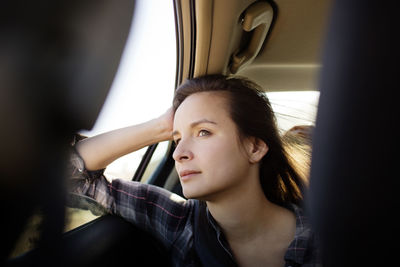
[
  {"left": 152, "top": 117, "right": 173, "bottom": 142},
  {"left": 153, "top": 108, "right": 174, "bottom": 142}
]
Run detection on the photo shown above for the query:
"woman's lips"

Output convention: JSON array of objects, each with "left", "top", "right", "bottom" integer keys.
[{"left": 179, "top": 170, "right": 201, "bottom": 181}]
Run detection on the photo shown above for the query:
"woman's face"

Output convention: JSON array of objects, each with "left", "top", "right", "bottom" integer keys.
[{"left": 172, "top": 91, "right": 254, "bottom": 201}]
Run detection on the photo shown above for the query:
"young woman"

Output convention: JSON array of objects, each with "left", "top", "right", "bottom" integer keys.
[{"left": 69, "top": 75, "right": 320, "bottom": 267}]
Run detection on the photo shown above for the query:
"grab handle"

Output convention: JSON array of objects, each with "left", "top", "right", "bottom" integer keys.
[{"left": 230, "top": 1, "right": 274, "bottom": 74}]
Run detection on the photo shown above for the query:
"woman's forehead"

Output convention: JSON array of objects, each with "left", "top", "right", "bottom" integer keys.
[
  {"left": 177, "top": 91, "right": 228, "bottom": 112},
  {"left": 173, "top": 92, "right": 231, "bottom": 126}
]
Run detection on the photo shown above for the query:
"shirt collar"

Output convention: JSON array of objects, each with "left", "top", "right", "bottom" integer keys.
[
  {"left": 205, "top": 206, "right": 235, "bottom": 259},
  {"left": 205, "top": 202, "right": 315, "bottom": 265}
]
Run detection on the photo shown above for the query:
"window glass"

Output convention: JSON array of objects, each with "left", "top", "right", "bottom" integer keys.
[
  {"left": 66, "top": 0, "right": 176, "bottom": 232},
  {"left": 266, "top": 91, "right": 320, "bottom": 133},
  {"left": 141, "top": 140, "right": 171, "bottom": 183},
  {"left": 81, "top": 0, "right": 176, "bottom": 181}
]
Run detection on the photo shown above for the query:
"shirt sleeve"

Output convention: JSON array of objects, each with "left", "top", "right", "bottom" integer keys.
[{"left": 67, "top": 148, "right": 193, "bottom": 249}]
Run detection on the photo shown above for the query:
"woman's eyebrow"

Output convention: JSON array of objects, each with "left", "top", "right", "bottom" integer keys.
[
  {"left": 172, "top": 119, "right": 217, "bottom": 137},
  {"left": 190, "top": 119, "right": 217, "bottom": 128}
]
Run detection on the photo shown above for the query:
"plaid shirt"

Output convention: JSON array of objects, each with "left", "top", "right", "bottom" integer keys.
[{"left": 68, "top": 151, "right": 321, "bottom": 267}]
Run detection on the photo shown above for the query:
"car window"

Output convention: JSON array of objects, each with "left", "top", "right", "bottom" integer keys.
[
  {"left": 67, "top": 0, "right": 176, "bottom": 223},
  {"left": 82, "top": 0, "right": 176, "bottom": 181},
  {"left": 266, "top": 91, "right": 320, "bottom": 133},
  {"left": 10, "top": 0, "right": 176, "bottom": 258},
  {"left": 141, "top": 140, "right": 171, "bottom": 183}
]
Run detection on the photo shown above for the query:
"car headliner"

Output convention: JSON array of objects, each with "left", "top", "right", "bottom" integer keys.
[{"left": 175, "top": 0, "right": 332, "bottom": 92}]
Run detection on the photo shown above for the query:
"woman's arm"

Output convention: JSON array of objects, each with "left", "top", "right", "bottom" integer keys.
[{"left": 75, "top": 108, "right": 173, "bottom": 170}]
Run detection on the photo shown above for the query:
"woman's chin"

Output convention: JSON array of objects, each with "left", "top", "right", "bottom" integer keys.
[
  {"left": 182, "top": 187, "right": 205, "bottom": 200},
  {"left": 182, "top": 188, "right": 196, "bottom": 199}
]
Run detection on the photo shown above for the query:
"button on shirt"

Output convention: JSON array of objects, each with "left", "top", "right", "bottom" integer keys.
[{"left": 68, "top": 151, "right": 321, "bottom": 267}]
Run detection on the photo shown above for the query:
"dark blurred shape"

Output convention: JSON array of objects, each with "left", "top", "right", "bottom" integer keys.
[
  {"left": 309, "top": 0, "right": 397, "bottom": 266},
  {"left": 9, "top": 215, "right": 171, "bottom": 267},
  {"left": 0, "top": 0, "right": 135, "bottom": 264}
]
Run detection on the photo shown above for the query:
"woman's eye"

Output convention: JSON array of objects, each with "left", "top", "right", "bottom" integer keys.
[
  {"left": 174, "top": 138, "right": 181, "bottom": 145},
  {"left": 198, "top": 130, "right": 210, "bottom": 137}
]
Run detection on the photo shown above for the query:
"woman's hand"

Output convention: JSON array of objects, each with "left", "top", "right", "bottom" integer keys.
[{"left": 155, "top": 107, "right": 174, "bottom": 141}]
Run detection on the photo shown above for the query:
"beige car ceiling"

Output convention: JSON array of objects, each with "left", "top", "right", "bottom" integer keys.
[{"left": 176, "top": 0, "right": 332, "bottom": 92}]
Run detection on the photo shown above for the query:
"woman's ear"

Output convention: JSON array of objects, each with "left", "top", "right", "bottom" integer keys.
[{"left": 245, "top": 137, "right": 269, "bottom": 163}]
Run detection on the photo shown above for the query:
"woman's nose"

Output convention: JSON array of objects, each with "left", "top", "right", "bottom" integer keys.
[{"left": 172, "top": 140, "right": 194, "bottom": 162}]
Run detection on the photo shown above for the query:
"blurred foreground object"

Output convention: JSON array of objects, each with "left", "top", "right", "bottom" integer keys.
[
  {"left": 0, "top": 0, "right": 135, "bottom": 264},
  {"left": 309, "top": 0, "right": 397, "bottom": 266}
]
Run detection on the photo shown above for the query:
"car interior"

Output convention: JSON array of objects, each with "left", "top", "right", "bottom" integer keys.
[{"left": 2, "top": 0, "right": 396, "bottom": 266}]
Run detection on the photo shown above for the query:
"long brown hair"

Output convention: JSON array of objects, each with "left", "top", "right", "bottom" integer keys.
[{"left": 173, "top": 75, "right": 305, "bottom": 206}]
